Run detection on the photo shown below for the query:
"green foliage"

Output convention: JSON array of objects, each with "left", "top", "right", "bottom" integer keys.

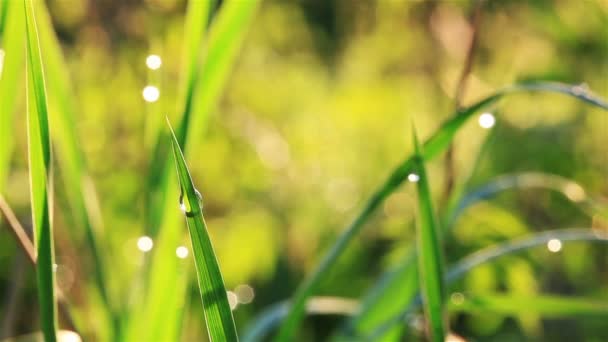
[
  {"left": 2, "top": 1, "right": 608, "bottom": 341},
  {"left": 169, "top": 120, "right": 238, "bottom": 342},
  {"left": 23, "top": 0, "right": 57, "bottom": 339},
  {"left": 412, "top": 129, "right": 445, "bottom": 341}
]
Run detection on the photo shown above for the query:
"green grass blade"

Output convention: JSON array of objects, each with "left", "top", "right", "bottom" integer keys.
[
  {"left": 274, "top": 82, "right": 608, "bottom": 341},
  {"left": 446, "top": 172, "right": 608, "bottom": 226},
  {"left": 168, "top": 120, "right": 238, "bottom": 342},
  {"left": 412, "top": 128, "right": 445, "bottom": 342},
  {"left": 242, "top": 297, "right": 359, "bottom": 342},
  {"left": 23, "top": 0, "right": 57, "bottom": 340},
  {"left": 182, "top": 0, "right": 261, "bottom": 149},
  {"left": 0, "top": 0, "right": 25, "bottom": 191},
  {"left": 31, "top": 1, "right": 115, "bottom": 332},
  {"left": 366, "top": 228, "right": 608, "bottom": 339},
  {"left": 450, "top": 293, "right": 608, "bottom": 317}
]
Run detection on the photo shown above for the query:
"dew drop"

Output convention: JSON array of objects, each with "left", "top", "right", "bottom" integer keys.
[
  {"left": 407, "top": 173, "right": 420, "bottom": 183},
  {"left": 179, "top": 188, "right": 203, "bottom": 217}
]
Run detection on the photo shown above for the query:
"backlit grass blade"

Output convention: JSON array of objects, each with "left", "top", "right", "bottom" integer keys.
[
  {"left": 133, "top": 1, "right": 260, "bottom": 339},
  {"left": 446, "top": 172, "right": 608, "bottom": 226},
  {"left": 450, "top": 293, "right": 608, "bottom": 317},
  {"left": 31, "top": 1, "right": 114, "bottom": 333},
  {"left": 24, "top": 0, "right": 57, "bottom": 340},
  {"left": 168, "top": 120, "right": 238, "bottom": 342},
  {"left": 366, "top": 228, "right": 608, "bottom": 339},
  {"left": 242, "top": 297, "right": 359, "bottom": 342},
  {"left": 274, "top": 82, "right": 608, "bottom": 341},
  {"left": 412, "top": 127, "right": 446, "bottom": 342},
  {"left": 0, "top": 0, "right": 25, "bottom": 191}
]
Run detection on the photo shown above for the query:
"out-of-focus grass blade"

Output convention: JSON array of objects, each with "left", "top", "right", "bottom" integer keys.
[
  {"left": 168, "top": 120, "right": 238, "bottom": 342},
  {"left": 274, "top": 82, "right": 608, "bottom": 341},
  {"left": 147, "top": 0, "right": 260, "bottom": 234},
  {"left": 24, "top": 0, "right": 57, "bottom": 340},
  {"left": 30, "top": 0, "right": 115, "bottom": 334},
  {"left": 412, "top": 128, "right": 445, "bottom": 342},
  {"left": 0, "top": 0, "right": 25, "bottom": 191},
  {"left": 450, "top": 293, "right": 608, "bottom": 316},
  {"left": 126, "top": 1, "right": 213, "bottom": 339},
  {"left": 242, "top": 297, "right": 359, "bottom": 342},
  {"left": 146, "top": 0, "right": 212, "bottom": 235},
  {"left": 446, "top": 172, "right": 608, "bottom": 226},
  {"left": 365, "top": 228, "right": 608, "bottom": 340}
]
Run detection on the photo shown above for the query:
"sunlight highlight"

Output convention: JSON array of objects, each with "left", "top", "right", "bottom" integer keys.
[
  {"left": 227, "top": 291, "right": 238, "bottom": 310},
  {"left": 407, "top": 173, "right": 420, "bottom": 183},
  {"left": 137, "top": 236, "right": 154, "bottom": 252},
  {"left": 142, "top": 85, "right": 160, "bottom": 102},
  {"left": 478, "top": 113, "right": 496, "bottom": 129},
  {"left": 176, "top": 246, "right": 189, "bottom": 259},
  {"left": 547, "top": 238, "right": 562, "bottom": 253},
  {"left": 146, "top": 54, "right": 162, "bottom": 70}
]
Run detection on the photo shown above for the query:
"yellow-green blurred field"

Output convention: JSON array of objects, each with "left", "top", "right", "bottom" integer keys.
[{"left": 1, "top": 0, "right": 607, "bottom": 341}]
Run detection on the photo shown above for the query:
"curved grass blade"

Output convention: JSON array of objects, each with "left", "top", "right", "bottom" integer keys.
[
  {"left": 168, "top": 119, "right": 238, "bottom": 342},
  {"left": 339, "top": 171, "right": 604, "bottom": 340},
  {"left": 412, "top": 128, "right": 445, "bottom": 342},
  {"left": 274, "top": 82, "right": 608, "bottom": 341},
  {"left": 366, "top": 228, "right": 608, "bottom": 340},
  {"left": 23, "top": 0, "right": 57, "bottom": 339},
  {"left": 446, "top": 172, "right": 608, "bottom": 226},
  {"left": 450, "top": 293, "right": 608, "bottom": 317},
  {"left": 242, "top": 297, "right": 359, "bottom": 342},
  {"left": 0, "top": 0, "right": 25, "bottom": 191}
]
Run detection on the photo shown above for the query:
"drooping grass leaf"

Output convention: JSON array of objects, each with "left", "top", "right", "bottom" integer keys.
[
  {"left": 411, "top": 127, "right": 446, "bottom": 342},
  {"left": 366, "top": 228, "right": 608, "bottom": 339},
  {"left": 445, "top": 172, "right": 608, "bottom": 226},
  {"left": 0, "top": 0, "right": 25, "bottom": 191},
  {"left": 168, "top": 119, "right": 238, "bottom": 342},
  {"left": 23, "top": 0, "right": 57, "bottom": 340},
  {"left": 242, "top": 297, "right": 359, "bottom": 342},
  {"left": 274, "top": 82, "right": 608, "bottom": 341},
  {"left": 31, "top": 1, "right": 115, "bottom": 334},
  {"left": 450, "top": 293, "right": 608, "bottom": 317}
]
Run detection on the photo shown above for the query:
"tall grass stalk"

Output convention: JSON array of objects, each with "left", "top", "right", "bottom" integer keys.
[
  {"left": 412, "top": 128, "right": 446, "bottom": 342},
  {"left": 24, "top": 0, "right": 57, "bottom": 339}
]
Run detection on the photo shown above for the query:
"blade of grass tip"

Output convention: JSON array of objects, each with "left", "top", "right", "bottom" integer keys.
[
  {"left": 365, "top": 228, "right": 608, "bottom": 340},
  {"left": 24, "top": 0, "right": 57, "bottom": 340},
  {"left": 168, "top": 119, "right": 238, "bottom": 342},
  {"left": 450, "top": 293, "right": 608, "bottom": 317},
  {"left": 274, "top": 82, "right": 608, "bottom": 341},
  {"left": 145, "top": 0, "right": 212, "bottom": 236},
  {"left": 412, "top": 126, "right": 446, "bottom": 342},
  {"left": 0, "top": 0, "right": 25, "bottom": 192},
  {"left": 31, "top": 1, "right": 116, "bottom": 334}
]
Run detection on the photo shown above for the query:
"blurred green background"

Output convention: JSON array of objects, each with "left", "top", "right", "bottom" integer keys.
[{"left": 1, "top": 0, "right": 607, "bottom": 341}]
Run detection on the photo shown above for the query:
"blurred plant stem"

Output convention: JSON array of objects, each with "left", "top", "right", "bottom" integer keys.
[
  {"left": 0, "top": 194, "right": 78, "bottom": 333},
  {"left": 442, "top": 0, "right": 484, "bottom": 205}
]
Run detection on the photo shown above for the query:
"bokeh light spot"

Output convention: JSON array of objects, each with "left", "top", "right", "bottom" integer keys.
[{"left": 137, "top": 236, "right": 154, "bottom": 252}]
